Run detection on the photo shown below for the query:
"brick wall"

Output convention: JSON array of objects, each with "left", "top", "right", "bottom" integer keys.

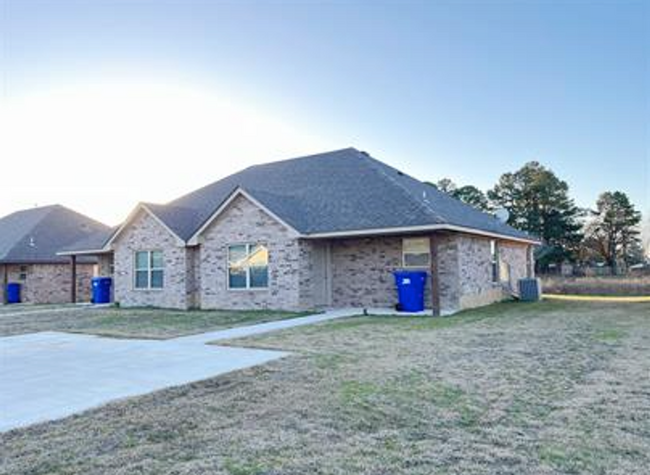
[
  {"left": 199, "top": 195, "right": 303, "bottom": 310},
  {"left": 436, "top": 233, "right": 462, "bottom": 314},
  {"left": 500, "top": 241, "right": 531, "bottom": 297},
  {"left": 329, "top": 235, "right": 433, "bottom": 309},
  {"left": 456, "top": 235, "right": 503, "bottom": 311},
  {"left": 97, "top": 254, "right": 114, "bottom": 276},
  {"left": 326, "top": 233, "right": 533, "bottom": 315},
  {"left": 298, "top": 239, "right": 331, "bottom": 309},
  {"left": 105, "top": 198, "right": 533, "bottom": 313},
  {"left": 1, "top": 263, "right": 95, "bottom": 304},
  {"left": 186, "top": 246, "right": 201, "bottom": 309},
  {"left": 112, "top": 210, "right": 190, "bottom": 309}
]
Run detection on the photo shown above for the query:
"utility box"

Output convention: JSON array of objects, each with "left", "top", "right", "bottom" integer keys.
[{"left": 519, "top": 278, "right": 541, "bottom": 302}]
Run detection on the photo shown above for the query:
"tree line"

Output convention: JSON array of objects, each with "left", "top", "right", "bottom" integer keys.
[{"left": 429, "top": 162, "right": 645, "bottom": 274}]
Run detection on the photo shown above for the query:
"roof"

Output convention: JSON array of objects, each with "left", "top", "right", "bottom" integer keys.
[
  {"left": 58, "top": 227, "right": 118, "bottom": 255},
  {"left": 169, "top": 148, "right": 535, "bottom": 242},
  {"left": 66, "top": 148, "right": 536, "bottom": 253},
  {"left": 0, "top": 205, "right": 110, "bottom": 264}
]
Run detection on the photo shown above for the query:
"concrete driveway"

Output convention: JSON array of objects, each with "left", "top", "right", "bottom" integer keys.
[{"left": 0, "top": 308, "right": 358, "bottom": 432}]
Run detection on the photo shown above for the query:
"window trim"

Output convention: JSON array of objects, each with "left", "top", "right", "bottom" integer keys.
[
  {"left": 133, "top": 250, "right": 164, "bottom": 291},
  {"left": 490, "top": 240, "right": 500, "bottom": 283},
  {"left": 227, "top": 242, "right": 269, "bottom": 291},
  {"left": 18, "top": 265, "right": 28, "bottom": 281},
  {"left": 402, "top": 237, "right": 431, "bottom": 268}
]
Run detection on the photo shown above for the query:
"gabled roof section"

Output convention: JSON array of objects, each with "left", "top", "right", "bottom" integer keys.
[
  {"left": 103, "top": 203, "right": 186, "bottom": 249},
  {"left": 187, "top": 187, "right": 301, "bottom": 245},
  {"left": 0, "top": 205, "right": 110, "bottom": 264}
]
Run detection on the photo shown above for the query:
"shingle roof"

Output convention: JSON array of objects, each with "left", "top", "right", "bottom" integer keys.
[
  {"left": 165, "top": 147, "right": 534, "bottom": 241},
  {"left": 65, "top": 148, "right": 535, "bottom": 253},
  {"left": 0, "top": 205, "right": 110, "bottom": 264},
  {"left": 58, "top": 227, "right": 118, "bottom": 254}
]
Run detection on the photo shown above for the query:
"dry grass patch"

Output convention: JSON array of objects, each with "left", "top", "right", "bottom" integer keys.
[
  {"left": 1, "top": 301, "right": 649, "bottom": 474},
  {"left": 541, "top": 275, "right": 650, "bottom": 296}
]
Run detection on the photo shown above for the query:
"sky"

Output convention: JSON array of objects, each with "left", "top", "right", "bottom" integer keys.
[{"left": 0, "top": 0, "right": 648, "bottom": 226}]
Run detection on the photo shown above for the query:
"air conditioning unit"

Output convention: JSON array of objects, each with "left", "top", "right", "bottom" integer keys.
[{"left": 518, "top": 278, "right": 541, "bottom": 302}]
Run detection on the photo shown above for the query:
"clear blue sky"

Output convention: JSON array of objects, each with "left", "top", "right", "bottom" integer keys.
[{"left": 1, "top": 0, "right": 648, "bottom": 223}]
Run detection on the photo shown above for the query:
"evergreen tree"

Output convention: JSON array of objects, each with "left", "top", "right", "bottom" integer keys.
[
  {"left": 584, "top": 191, "right": 642, "bottom": 273},
  {"left": 488, "top": 161, "right": 583, "bottom": 269},
  {"left": 431, "top": 179, "right": 490, "bottom": 211},
  {"left": 453, "top": 185, "right": 490, "bottom": 211},
  {"left": 435, "top": 178, "right": 457, "bottom": 194}
]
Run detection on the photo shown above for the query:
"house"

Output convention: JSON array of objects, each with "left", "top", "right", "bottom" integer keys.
[
  {"left": 60, "top": 148, "right": 539, "bottom": 315},
  {"left": 0, "top": 205, "right": 110, "bottom": 304}
]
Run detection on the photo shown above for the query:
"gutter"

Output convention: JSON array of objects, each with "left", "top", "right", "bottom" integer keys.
[
  {"left": 303, "top": 224, "right": 541, "bottom": 245},
  {"left": 56, "top": 249, "right": 113, "bottom": 257}
]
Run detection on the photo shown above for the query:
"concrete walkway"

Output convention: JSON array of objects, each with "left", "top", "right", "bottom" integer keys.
[
  {"left": 173, "top": 308, "right": 361, "bottom": 344},
  {"left": 0, "top": 308, "right": 360, "bottom": 432}
]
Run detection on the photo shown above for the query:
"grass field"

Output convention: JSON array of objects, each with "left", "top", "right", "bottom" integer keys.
[
  {"left": 1, "top": 300, "right": 649, "bottom": 474},
  {"left": 0, "top": 306, "right": 307, "bottom": 339},
  {"left": 541, "top": 275, "right": 650, "bottom": 296}
]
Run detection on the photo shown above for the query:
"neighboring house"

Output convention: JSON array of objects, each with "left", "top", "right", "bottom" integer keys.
[
  {"left": 61, "top": 148, "right": 539, "bottom": 315},
  {"left": 0, "top": 205, "right": 110, "bottom": 304}
]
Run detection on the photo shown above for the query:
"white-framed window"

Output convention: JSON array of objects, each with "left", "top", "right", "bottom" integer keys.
[
  {"left": 402, "top": 237, "right": 431, "bottom": 268},
  {"left": 134, "top": 250, "right": 164, "bottom": 289},
  {"left": 228, "top": 243, "right": 269, "bottom": 289},
  {"left": 490, "top": 240, "right": 500, "bottom": 283},
  {"left": 18, "top": 265, "right": 28, "bottom": 281}
]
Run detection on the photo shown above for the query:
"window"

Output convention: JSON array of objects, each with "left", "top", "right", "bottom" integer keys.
[
  {"left": 402, "top": 237, "right": 430, "bottom": 268},
  {"left": 134, "top": 250, "right": 164, "bottom": 289},
  {"left": 18, "top": 266, "right": 28, "bottom": 281},
  {"left": 490, "top": 240, "right": 499, "bottom": 283},
  {"left": 228, "top": 243, "right": 269, "bottom": 289}
]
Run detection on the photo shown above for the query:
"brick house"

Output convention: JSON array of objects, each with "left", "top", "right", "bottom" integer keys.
[
  {"left": 0, "top": 205, "right": 110, "bottom": 304},
  {"left": 61, "top": 149, "right": 538, "bottom": 314}
]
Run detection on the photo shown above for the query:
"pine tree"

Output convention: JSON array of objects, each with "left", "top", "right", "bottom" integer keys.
[{"left": 488, "top": 161, "right": 583, "bottom": 269}]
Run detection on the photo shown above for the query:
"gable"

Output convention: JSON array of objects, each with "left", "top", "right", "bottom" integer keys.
[
  {"left": 195, "top": 193, "right": 298, "bottom": 244},
  {"left": 110, "top": 208, "right": 184, "bottom": 249},
  {"left": 105, "top": 204, "right": 185, "bottom": 249},
  {"left": 188, "top": 189, "right": 300, "bottom": 245}
]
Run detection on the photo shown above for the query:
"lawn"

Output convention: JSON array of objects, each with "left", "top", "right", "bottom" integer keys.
[
  {"left": 0, "top": 306, "right": 308, "bottom": 339},
  {"left": 0, "top": 303, "right": 73, "bottom": 315},
  {"left": 1, "top": 300, "right": 649, "bottom": 474}
]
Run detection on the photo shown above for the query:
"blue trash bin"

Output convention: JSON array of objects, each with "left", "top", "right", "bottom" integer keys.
[
  {"left": 91, "top": 277, "right": 112, "bottom": 304},
  {"left": 6, "top": 283, "right": 21, "bottom": 304},
  {"left": 394, "top": 271, "right": 427, "bottom": 312}
]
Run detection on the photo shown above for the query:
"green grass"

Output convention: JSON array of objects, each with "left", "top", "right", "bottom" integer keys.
[
  {"left": 0, "top": 306, "right": 310, "bottom": 339},
  {"left": 594, "top": 328, "right": 626, "bottom": 342},
  {"left": 1, "top": 300, "right": 649, "bottom": 475}
]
